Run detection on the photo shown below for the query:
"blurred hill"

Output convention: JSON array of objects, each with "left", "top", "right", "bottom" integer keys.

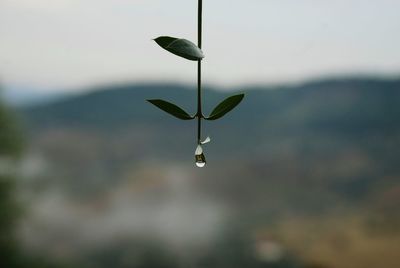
[
  {"left": 20, "top": 77, "right": 400, "bottom": 198},
  {"left": 19, "top": 77, "right": 400, "bottom": 209},
  {"left": 22, "top": 78, "right": 400, "bottom": 131},
  {"left": 15, "top": 77, "right": 400, "bottom": 268}
]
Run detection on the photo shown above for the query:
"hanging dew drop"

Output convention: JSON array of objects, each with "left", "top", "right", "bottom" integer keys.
[{"left": 195, "top": 153, "right": 206, "bottom": 168}]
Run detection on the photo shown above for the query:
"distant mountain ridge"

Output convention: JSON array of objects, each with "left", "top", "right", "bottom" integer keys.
[{"left": 21, "top": 77, "right": 400, "bottom": 133}]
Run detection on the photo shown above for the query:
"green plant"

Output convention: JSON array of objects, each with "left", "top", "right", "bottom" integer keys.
[{"left": 147, "top": 0, "right": 245, "bottom": 167}]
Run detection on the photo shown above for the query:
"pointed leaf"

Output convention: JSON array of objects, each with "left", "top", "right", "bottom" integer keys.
[
  {"left": 206, "top": 94, "right": 245, "bottom": 120},
  {"left": 147, "top": 99, "right": 194, "bottom": 120},
  {"left": 154, "top": 36, "right": 204, "bottom": 61}
]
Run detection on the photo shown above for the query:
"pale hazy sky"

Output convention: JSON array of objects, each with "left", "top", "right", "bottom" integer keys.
[{"left": 1, "top": 0, "right": 399, "bottom": 92}]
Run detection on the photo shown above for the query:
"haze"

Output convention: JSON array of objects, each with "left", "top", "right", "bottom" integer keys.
[{"left": 1, "top": 0, "right": 399, "bottom": 92}]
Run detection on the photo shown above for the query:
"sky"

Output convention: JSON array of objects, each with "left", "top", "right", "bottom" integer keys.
[{"left": 0, "top": 0, "right": 400, "bottom": 93}]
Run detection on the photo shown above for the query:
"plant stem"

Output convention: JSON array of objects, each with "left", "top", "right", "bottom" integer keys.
[{"left": 197, "top": 0, "right": 203, "bottom": 144}]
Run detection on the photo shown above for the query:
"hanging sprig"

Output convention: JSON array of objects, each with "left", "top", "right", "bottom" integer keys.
[{"left": 147, "top": 0, "right": 245, "bottom": 167}]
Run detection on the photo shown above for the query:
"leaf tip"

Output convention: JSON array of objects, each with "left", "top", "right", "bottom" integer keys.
[{"left": 205, "top": 93, "right": 246, "bottom": 120}]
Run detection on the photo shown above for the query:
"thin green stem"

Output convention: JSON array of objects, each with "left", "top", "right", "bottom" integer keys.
[
  {"left": 198, "top": 0, "right": 202, "bottom": 49},
  {"left": 197, "top": 61, "right": 202, "bottom": 144},
  {"left": 197, "top": 0, "right": 203, "bottom": 144}
]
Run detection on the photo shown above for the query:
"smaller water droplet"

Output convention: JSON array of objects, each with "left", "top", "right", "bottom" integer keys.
[
  {"left": 195, "top": 145, "right": 203, "bottom": 155},
  {"left": 195, "top": 153, "right": 206, "bottom": 168},
  {"left": 201, "top": 136, "right": 211, "bottom": 144}
]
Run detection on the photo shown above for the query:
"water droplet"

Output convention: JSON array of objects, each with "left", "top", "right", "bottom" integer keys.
[
  {"left": 195, "top": 153, "right": 206, "bottom": 168},
  {"left": 201, "top": 136, "right": 211, "bottom": 144},
  {"left": 195, "top": 145, "right": 203, "bottom": 155}
]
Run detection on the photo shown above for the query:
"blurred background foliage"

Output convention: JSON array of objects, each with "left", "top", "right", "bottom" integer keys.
[
  {"left": 1, "top": 77, "right": 399, "bottom": 267},
  {"left": 0, "top": 88, "right": 24, "bottom": 267},
  {"left": 0, "top": 90, "right": 58, "bottom": 267}
]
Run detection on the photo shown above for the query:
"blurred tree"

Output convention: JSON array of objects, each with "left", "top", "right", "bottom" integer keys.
[
  {"left": 0, "top": 97, "right": 23, "bottom": 156},
  {"left": 0, "top": 89, "right": 64, "bottom": 268},
  {"left": 0, "top": 86, "right": 24, "bottom": 267}
]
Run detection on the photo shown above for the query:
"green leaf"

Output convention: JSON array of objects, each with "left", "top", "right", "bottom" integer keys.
[
  {"left": 147, "top": 99, "right": 194, "bottom": 120},
  {"left": 154, "top": 36, "right": 204, "bottom": 61},
  {"left": 206, "top": 94, "right": 245, "bottom": 120}
]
